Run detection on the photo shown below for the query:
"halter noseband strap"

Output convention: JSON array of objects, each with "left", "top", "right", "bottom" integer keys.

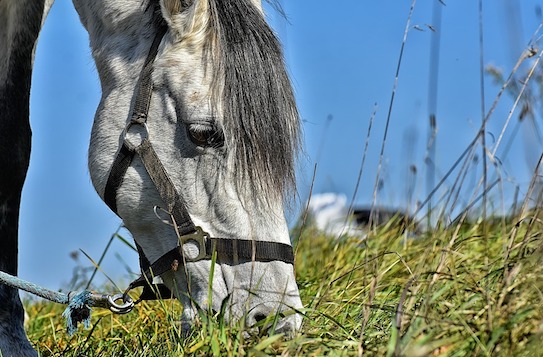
[
  {"left": 126, "top": 227, "right": 295, "bottom": 299},
  {"left": 103, "top": 24, "right": 295, "bottom": 301}
]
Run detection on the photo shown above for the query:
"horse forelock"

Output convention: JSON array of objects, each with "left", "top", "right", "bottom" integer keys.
[{"left": 199, "top": 0, "right": 301, "bottom": 205}]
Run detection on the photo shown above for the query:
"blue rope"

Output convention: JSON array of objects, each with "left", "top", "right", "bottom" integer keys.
[
  {"left": 62, "top": 291, "right": 93, "bottom": 335},
  {"left": 0, "top": 271, "right": 68, "bottom": 303},
  {"left": 0, "top": 271, "right": 96, "bottom": 335}
]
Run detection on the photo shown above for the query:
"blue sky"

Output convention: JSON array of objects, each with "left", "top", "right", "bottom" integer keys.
[{"left": 19, "top": 0, "right": 543, "bottom": 289}]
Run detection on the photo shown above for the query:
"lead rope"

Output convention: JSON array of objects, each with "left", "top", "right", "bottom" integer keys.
[{"left": 0, "top": 270, "right": 133, "bottom": 335}]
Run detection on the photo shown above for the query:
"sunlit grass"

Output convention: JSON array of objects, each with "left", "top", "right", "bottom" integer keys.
[{"left": 25, "top": 213, "right": 543, "bottom": 356}]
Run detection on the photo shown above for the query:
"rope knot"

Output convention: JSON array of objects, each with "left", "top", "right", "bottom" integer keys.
[{"left": 62, "top": 291, "right": 93, "bottom": 335}]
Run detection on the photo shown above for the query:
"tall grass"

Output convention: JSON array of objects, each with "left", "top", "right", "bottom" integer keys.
[{"left": 25, "top": 212, "right": 543, "bottom": 356}]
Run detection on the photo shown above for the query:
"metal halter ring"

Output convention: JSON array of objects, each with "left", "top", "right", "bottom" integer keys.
[
  {"left": 121, "top": 120, "right": 149, "bottom": 148},
  {"left": 107, "top": 293, "right": 135, "bottom": 314}
]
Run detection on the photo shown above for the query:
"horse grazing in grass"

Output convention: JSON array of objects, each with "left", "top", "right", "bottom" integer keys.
[{"left": 0, "top": 0, "right": 303, "bottom": 354}]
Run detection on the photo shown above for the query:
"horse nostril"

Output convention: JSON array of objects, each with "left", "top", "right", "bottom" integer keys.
[
  {"left": 253, "top": 312, "right": 267, "bottom": 323},
  {"left": 246, "top": 308, "right": 299, "bottom": 337},
  {"left": 247, "top": 308, "right": 270, "bottom": 326}
]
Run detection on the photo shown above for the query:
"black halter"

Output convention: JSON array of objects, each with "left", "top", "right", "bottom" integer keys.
[{"left": 103, "top": 25, "right": 295, "bottom": 301}]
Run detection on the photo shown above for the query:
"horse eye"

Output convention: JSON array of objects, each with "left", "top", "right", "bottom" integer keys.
[{"left": 187, "top": 125, "right": 224, "bottom": 148}]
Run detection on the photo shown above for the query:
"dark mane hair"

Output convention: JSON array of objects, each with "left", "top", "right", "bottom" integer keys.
[{"left": 206, "top": 0, "right": 301, "bottom": 203}]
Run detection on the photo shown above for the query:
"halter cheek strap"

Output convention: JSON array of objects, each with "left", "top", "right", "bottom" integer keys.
[{"left": 102, "top": 24, "right": 295, "bottom": 302}]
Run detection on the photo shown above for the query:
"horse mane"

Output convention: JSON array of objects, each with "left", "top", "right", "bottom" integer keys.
[{"left": 204, "top": 0, "right": 301, "bottom": 205}]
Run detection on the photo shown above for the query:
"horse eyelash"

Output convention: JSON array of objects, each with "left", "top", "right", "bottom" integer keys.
[{"left": 186, "top": 125, "right": 224, "bottom": 148}]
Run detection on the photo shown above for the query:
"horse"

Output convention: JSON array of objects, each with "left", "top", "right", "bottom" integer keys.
[{"left": 0, "top": 0, "right": 303, "bottom": 355}]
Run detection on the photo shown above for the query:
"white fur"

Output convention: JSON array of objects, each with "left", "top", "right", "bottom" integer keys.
[
  {"left": 73, "top": 0, "right": 302, "bottom": 332},
  {"left": 250, "top": 0, "right": 263, "bottom": 14}
]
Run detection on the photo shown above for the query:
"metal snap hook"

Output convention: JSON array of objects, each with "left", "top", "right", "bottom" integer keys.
[
  {"left": 153, "top": 206, "right": 176, "bottom": 226},
  {"left": 107, "top": 293, "right": 134, "bottom": 314}
]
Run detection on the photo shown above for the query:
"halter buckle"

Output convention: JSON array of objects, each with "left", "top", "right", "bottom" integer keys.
[{"left": 179, "top": 226, "right": 209, "bottom": 262}]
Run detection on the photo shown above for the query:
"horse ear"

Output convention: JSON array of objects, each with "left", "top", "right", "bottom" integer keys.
[
  {"left": 161, "top": 0, "right": 182, "bottom": 15},
  {"left": 249, "top": 0, "right": 263, "bottom": 13},
  {"left": 161, "top": 0, "right": 196, "bottom": 15},
  {"left": 159, "top": 0, "right": 197, "bottom": 37}
]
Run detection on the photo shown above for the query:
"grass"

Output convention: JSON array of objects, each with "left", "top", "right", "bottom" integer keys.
[{"left": 24, "top": 212, "right": 543, "bottom": 356}]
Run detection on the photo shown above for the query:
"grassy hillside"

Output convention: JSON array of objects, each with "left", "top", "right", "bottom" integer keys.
[{"left": 25, "top": 213, "right": 543, "bottom": 356}]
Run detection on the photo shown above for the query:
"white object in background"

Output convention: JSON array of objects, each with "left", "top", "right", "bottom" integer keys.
[{"left": 307, "top": 193, "right": 362, "bottom": 237}]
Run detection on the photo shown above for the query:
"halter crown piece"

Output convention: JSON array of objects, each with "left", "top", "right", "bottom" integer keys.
[{"left": 103, "top": 23, "right": 295, "bottom": 302}]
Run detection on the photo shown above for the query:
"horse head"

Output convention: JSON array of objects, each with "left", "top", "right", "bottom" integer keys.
[{"left": 73, "top": 0, "right": 303, "bottom": 333}]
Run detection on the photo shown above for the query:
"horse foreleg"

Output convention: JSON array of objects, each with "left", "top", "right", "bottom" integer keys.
[
  {"left": 0, "top": 42, "right": 37, "bottom": 357},
  {"left": 0, "top": 86, "right": 36, "bottom": 357},
  {"left": 0, "top": 1, "right": 52, "bottom": 355},
  {"left": 0, "top": 195, "right": 36, "bottom": 357}
]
